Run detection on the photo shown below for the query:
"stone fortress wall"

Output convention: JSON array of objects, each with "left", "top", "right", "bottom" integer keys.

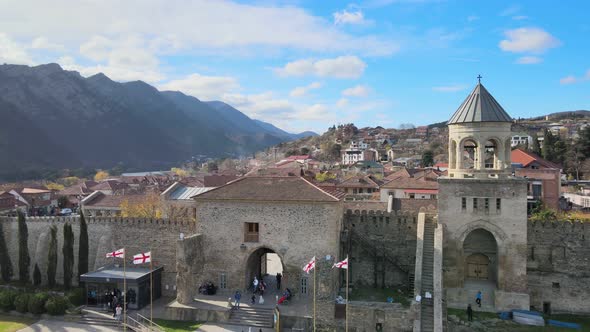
[{"left": 0, "top": 216, "right": 193, "bottom": 297}]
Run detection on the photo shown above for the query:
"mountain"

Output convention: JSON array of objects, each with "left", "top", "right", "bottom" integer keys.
[
  {"left": 0, "top": 63, "right": 308, "bottom": 181},
  {"left": 253, "top": 120, "right": 318, "bottom": 140}
]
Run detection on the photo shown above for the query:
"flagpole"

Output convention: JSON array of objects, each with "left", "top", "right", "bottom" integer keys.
[
  {"left": 313, "top": 262, "right": 316, "bottom": 332},
  {"left": 345, "top": 256, "right": 349, "bottom": 332},
  {"left": 123, "top": 248, "right": 127, "bottom": 331},
  {"left": 150, "top": 250, "right": 153, "bottom": 330}
]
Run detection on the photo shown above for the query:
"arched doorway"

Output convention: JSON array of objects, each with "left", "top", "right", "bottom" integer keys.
[
  {"left": 245, "top": 247, "right": 284, "bottom": 291},
  {"left": 463, "top": 229, "right": 497, "bottom": 284}
]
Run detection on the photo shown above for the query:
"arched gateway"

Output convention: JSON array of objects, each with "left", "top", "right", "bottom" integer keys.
[
  {"left": 245, "top": 247, "right": 284, "bottom": 290},
  {"left": 463, "top": 229, "right": 497, "bottom": 284}
]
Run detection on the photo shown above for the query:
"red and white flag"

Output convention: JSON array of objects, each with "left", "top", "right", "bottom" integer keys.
[
  {"left": 133, "top": 252, "right": 151, "bottom": 265},
  {"left": 333, "top": 257, "right": 348, "bottom": 269},
  {"left": 303, "top": 256, "right": 316, "bottom": 274},
  {"left": 106, "top": 248, "right": 125, "bottom": 258}
]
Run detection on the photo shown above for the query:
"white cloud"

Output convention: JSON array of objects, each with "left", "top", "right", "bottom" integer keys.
[
  {"left": 342, "top": 85, "right": 371, "bottom": 97},
  {"left": 275, "top": 56, "right": 367, "bottom": 79},
  {"left": 336, "top": 98, "right": 349, "bottom": 108},
  {"left": 512, "top": 15, "right": 528, "bottom": 20},
  {"left": 500, "top": 5, "right": 521, "bottom": 17},
  {"left": 31, "top": 37, "right": 64, "bottom": 51},
  {"left": 333, "top": 10, "right": 369, "bottom": 25},
  {"left": 432, "top": 85, "right": 467, "bottom": 92},
  {"left": 516, "top": 56, "right": 542, "bottom": 64},
  {"left": 0, "top": 33, "right": 34, "bottom": 64},
  {"left": 298, "top": 104, "right": 331, "bottom": 120},
  {"left": 0, "top": 0, "right": 397, "bottom": 57},
  {"left": 79, "top": 35, "right": 113, "bottom": 62},
  {"left": 499, "top": 27, "right": 560, "bottom": 53},
  {"left": 467, "top": 15, "right": 479, "bottom": 22},
  {"left": 559, "top": 76, "right": 577, "bottom": 85},
  {"left": 289, "top": 82, "right": 322, "bottom": 97},
  {"left": 159, "top": 73, "right": 240, "bottom": 100}
]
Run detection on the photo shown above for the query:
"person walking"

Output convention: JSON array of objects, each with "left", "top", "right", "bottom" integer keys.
[
  {"left": 467, "top": 304, "right": 473, "bottom": 322},
  {"left": 234, "top": 290, "right": 241, "bottom": 309},
  {"left": 475, "top": 291, "right": 482, "bottom": 308},
  {"left": 115, "top": 304, "right": 122, "bottom": 322},
  {"left": 253, "top": 277, "right": 259, "bottom": 293},
  {"left": 276, "top": 273, "right": 282, "bottom": 290}
]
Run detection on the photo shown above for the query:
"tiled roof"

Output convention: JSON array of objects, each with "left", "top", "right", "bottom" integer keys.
[
  {"left": 511, "top": 148, "right": 560, "bottom": 169},
  {"left": 83, "top": 193, "right": 145, "bottom": 208},
  {"left": 59, "top": 181, "right": 98, "bottom": 196},
  {"left": 90, "top": 180, "right": 129, "bottom": 191},
  {"left": 203, "top": 175, "right": 239, "bottom": 187},
  {"left": 21, "top": 188, "right": 51, "bottom": 194},
  {"left": 169, "top": 186, "right": 215, "bottom": 200},
  {"left": 382, "top": 177, "right": 439, "bottom": 190},
  {"left": 337, "top": 175, "right": 379, "bottom": 189},
  {"left": 448, "top": 83, "right": 512, "bottom": 124},
  {"left": 193, "top": 176, "right": 343, "bottom": 202}
]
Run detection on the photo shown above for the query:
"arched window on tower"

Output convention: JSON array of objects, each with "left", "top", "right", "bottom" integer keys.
[
  {"left": 462, "top": 139, "right": 477, "bottom": 169},
  {"left": 484, "top": 139, "right": 498, "bottom": 169}
]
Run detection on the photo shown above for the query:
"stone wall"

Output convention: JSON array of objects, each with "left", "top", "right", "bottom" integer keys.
[
  {"left": 527, "top": 219, "right": 590, "bottom": 313},
  {"left": 0, "top": 216, "right": 193, "bottom": 297},
  {"left": 393, "top": 198, "right": 437, "bottom": 212},
  {"left": 342, "top": 210, "right": 418, "bottom": 290}
]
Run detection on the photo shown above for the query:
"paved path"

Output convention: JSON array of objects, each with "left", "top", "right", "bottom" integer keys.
[
  {"left": 17, "top": 319, "right": 119, "bottom": 332},
  {"left": 197, "top": 323, "right": 282, "bottom": 331}
]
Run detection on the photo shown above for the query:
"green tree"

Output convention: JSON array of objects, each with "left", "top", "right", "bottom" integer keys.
[
  {"left": 0, "top": 223, "right": 13, "bottom": 282},
  {"left": 78, "top": 213, "right": 89, "bottom": 286},
  {"left": 542, "top": 129, "right": 557, "bottom": 162},
  {"left": 57, "top": 196, "right": 69, "bottom": 209},
  {"left": 33, "top": 264, "right": 42, "bottom": 286},
  {"left": 578, "top": 126, "right": 590, "bottom": 157},
  {"left": 422, "top": 150, "right": 434, "bottom": 167},
  {"left": 553, "top": 140, "right": 568, "bottom": 166},
  {"left": 531, "top": 133, "right": 541, "bottom": 155},
  {"left": 62, "top": 223, "right": 74, "bottom": 290},
  {"left": 47, "top": 225, "right": 58, "bottom": 288},
  {"left": 17, "top": 211, "right": 30, "bottom": 284}
]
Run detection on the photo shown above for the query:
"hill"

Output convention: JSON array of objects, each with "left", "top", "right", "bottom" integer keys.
[{"left": 0, "top": 63, "right": 308, "bottom": 181}]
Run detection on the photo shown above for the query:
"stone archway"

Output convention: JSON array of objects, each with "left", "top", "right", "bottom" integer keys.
[
  {"left": 245, "top": 247, "right": 284, "bottom": 291},
  {"left": 463, "top": 229, "right": 498, "bottom": 285}
]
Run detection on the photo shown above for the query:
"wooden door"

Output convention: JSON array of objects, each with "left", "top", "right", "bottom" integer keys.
[{"left": 466, "top": 254, "right": 489, "bottom": 280}]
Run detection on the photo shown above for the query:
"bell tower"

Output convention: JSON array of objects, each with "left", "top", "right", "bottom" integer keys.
[{"left": 438, "top": 77, "right": 530, "bottom": 311}]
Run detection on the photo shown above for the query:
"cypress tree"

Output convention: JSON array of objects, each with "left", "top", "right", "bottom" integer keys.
[
  {"left": 62, "top": 223, "right": 74, "bottom": 290},
  {"left": 0, "top": 223, "right": 13, "bottom": 282},
  {"left": 78, "top": 213, "right": 89, "bottom": 286},
  {"left": 531, "top": 133, "right": 541, "bottom": 155},
  {"left": 47, "top": 225, "right": 57, "bottom": 288},
  {"left": 17, "top": 211, "right": 30, "bottom": 284},
  {"left": 33, "top": 264, "right": 41, "bottom": 286}
]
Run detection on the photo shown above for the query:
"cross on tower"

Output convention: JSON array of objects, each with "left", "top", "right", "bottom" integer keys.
[{"left": 477, "top": 75, "right": 482, "bottom": 84}]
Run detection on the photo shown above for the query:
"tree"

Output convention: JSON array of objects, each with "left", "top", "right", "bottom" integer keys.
[
  {"left": 78, "top": 213, "right": 89, "bottom": 286},
  {"left": 531, "top": 133, "right": 541, "bottom": 155},
  {"left": 578, "top": 126, "right": 590, "bottom": 157},
  {"left": 206, "top": 161, "right": 218, "bottom": 173},
  {"left": 94, "top": 170, "right": 109, "bottom": 182},
  {"left": 47, "top": 225, "right": 58, "bottom": 288},
  {"left": 315, "top": 172, "right": 336, "bottom": 182},
  {"left": 17, "top": 211, "right": 30, "bottom": 284},
  {"left": 33, "top": 264, "right": 41, "bottom": 286},
  {"left": 57, "top": 196, "right": 69, "bottom": 209},
  {"left": 0, "top": 223, "right": 13, "bottom": 282},
  {"left": 422, "top": 150, "right": 434, "bottom": 167},
  {"left": 542, "top": 129, "right": 557, "bottom": 162},
  {"left": 120, "top": 192, "right": 163, "bottom": 218},
  {"left": 171, "top": 167, "right": 188, "bottom": 178},
  {"left": 62, "top": 223, "right": 74, "bottom": 290},
  {"left": 61, "top": 176, "right": 80, "bottom": 187},
  {"left": 553, "top": 140, "right": 568, "bottom": 166},
  {"left": 45, "top": 182, "right": 65, "bottom": 191}
]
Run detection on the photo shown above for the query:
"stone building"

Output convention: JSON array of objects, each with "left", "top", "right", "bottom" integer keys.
[{"left": 439, "top": 82, "right": 530, "bottom": 310}]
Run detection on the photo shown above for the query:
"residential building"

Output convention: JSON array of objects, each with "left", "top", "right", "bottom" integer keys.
[
  {"left": 511, "top": 134, "right": 532, "bottom": 148},
  {"left": 415, "top": 126, "right": 428, "bottom": 137},
  {"left": 511, "top": 148, "right": 561, "bottom": 211},
  {"left": 335, "top": 175, "right": 380, "bottom": 200},
  {"left": 161, "top": 182, "right": 215, "bottom": 220}
]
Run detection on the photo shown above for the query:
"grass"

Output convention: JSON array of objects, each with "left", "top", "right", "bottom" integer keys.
[
  {"left": 153, "top": 319, "right": 203, "bottom": 332},
  {"left": 447, "top": 307, "right": 498, "bottom": 321},
  {"left": 349, "top": 287, "right": 411, "bottom": 307},
  {"left": 0, "top": 314, "right": 37, "bottom": 332}
]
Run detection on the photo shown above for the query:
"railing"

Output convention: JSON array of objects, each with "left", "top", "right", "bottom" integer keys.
[
  {"left": 137, "top": 313, "right": 165, "bottom": 332},
  {"left": 124, "top": 314, "right": 165, "bottom": 332}
]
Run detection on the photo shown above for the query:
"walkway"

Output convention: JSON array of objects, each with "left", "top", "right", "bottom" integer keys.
[{"left": 17, "top": 319, "right": 119, "bottom": 332}]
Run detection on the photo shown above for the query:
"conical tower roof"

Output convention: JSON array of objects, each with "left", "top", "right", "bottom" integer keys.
[{"left": 448, "top": 83, "right": 512, "bottom": 124}]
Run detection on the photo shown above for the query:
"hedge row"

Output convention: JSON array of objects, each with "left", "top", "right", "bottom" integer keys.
[{"left": 0, "top": 288, "right": 77, "bottom": 315}]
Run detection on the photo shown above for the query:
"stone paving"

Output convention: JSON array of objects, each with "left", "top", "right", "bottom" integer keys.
[{"left": 17, "top": 319, "right": 119, "bottom": 332}]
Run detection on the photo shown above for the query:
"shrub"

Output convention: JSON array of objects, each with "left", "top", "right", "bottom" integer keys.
[
  {"left": 33, "top": 264, "right": 42, "bottom": 286},
  {"left": 45, "top": 296, "right": 68, "bottom": 315},
  {"left": 14, "top": 293, "right": 31, "bottom": 313},
  {"left": 66, "top": 288, "right": 85, "bottom": 306},
  {"left": 28, "top": 292, "right": 50, "bottom": 314},
  {"left": 0, "top": 289, "right": 18, "bottom": 312}
]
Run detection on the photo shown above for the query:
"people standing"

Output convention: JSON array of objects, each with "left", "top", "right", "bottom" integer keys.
[
  {"left": 115, "top": 304, "right": 122, "bottom": 321},
  {"left": 234, "top": 291, "right": 241, "bottom": 309},
  {"left": 476, "top": 291, "right": 482, "bottom": 308},
  {"left": 276, "top": 273, "right": 282, "bottom": 290},
  {"left": 253, "top": 277, "right": 259, "bottom": 293},
  {"left": 467, "top": 304, "right": 473, "bottom": 322}
]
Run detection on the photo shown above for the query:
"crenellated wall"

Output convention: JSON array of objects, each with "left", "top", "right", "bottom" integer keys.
[
  {"left": 342, "top": 209, "right": 423, "bottom": 290},
  {"left": 527, "top": 219, "right": 590, "bottom": 313},
  {"left": 0, "top": 216, "right": 194, "bottom": 296}
]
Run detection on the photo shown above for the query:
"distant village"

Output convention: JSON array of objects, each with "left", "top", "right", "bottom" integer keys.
[{"left": 2, "top": 112, "right": 590, "bottom": 219}]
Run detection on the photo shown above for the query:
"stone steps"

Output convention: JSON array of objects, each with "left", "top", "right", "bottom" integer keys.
[
  {"left": 228, "top": 306, "right": 274, "bottom": 328},
  {"left": 420, "top": 220, "right": 436, "bottom": 332}
]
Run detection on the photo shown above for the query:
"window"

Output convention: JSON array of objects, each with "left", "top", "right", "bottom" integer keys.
[
  {"left": 244, "top": 222, "right": 259, "bottom": 242},
  {"left": 409, "top": 193, "right": 415, "bottom": 199},
  {"left": 300, "top": 276, "right": 308, "bottom": 295},
  {"left": 473, "top": 198, "right": 478, "bottom": 210},
  {"left": 484, "top": 198, "right": 489, "bottom": 211},
  {"left": 552, "top": 282, "right": 560, "bottom": 289},
  {"left": 220, "top": 273, "right": 227, "bottom": 289},
  {"left": 496, "top": 198, "right": 501, "bottom": 212},
  {"left": 461, "top": 197, "right": 467, "bottom": 210},
  {"left": 193, "top": 208, "right": 197, "bottom": 220}
]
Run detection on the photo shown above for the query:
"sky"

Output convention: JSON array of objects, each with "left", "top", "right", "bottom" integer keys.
[{"left": 0, "top": 0, "right": 589, "bottom": 134}]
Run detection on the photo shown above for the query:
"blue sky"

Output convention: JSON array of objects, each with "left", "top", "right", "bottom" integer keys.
[{"left": 0, "top": 0, "right": 588, "bottom": 134}]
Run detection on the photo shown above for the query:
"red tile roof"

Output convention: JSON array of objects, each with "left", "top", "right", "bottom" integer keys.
[{"left": 511, "top": 149, "right": 560, "bottom": 169}]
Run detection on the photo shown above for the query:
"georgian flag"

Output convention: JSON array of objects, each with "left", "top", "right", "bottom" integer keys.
[
  {"left": 133, "top": 252, "right": 151, "bottom": 265},
  {"left": 106, "top": 248, "right": 125, "bottom": 258},
  {"left": 303, "top": 256, "right": 316, "bottom": 274},
  {"left": 333, "top": 257, "right": 348, "bottom": 269}
]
